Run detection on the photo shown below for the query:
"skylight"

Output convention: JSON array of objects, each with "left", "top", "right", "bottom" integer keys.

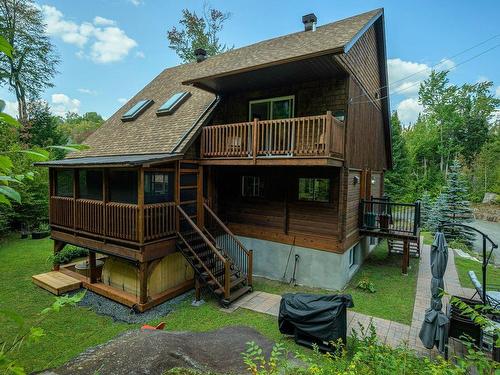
[
  {"left": 121, "top": 99, "right": 153, "bottom": 121},
  {"left": 156, "top": 92, "right": 191, "bottom": 116}
]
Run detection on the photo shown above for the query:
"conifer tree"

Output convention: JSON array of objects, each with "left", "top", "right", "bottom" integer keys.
[
  {"left": 428, "top": 193, "right": 448, "bottom": 233},
  {"left": 420, "top": 191, "right": 432, "bottom": 230},
  {"left": 442, "top": 159, "right": 475, "bottom": 246}
]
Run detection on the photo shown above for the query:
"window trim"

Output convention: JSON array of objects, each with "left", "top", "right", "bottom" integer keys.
[
  {"left": 297, "top": 177, "right": 331, "bottom": 203},
  {"left": 121, "top": 99, "right": 154, "bottom": 121},
  {"left": 156, "top": 92, "right": 191, "bottom": 116},
  {"left": 241, "top": 175, "right": 264, "bottom": 198},
  {"left": 248, "top": 95, "right": 295, "bottom": 121}
]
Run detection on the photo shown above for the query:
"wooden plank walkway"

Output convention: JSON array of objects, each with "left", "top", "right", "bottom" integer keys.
[{"left": 32, "top": 271, "right": 82, "bottom": 295}]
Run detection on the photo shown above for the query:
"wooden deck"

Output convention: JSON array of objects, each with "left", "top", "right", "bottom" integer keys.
[{"left": 32, "top": 271, "right": 82, "bottom": 295}]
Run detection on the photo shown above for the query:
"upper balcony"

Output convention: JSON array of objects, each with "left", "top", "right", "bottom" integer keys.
[{"left": 200, "top": 112, "right": 345, "bottom": 166}]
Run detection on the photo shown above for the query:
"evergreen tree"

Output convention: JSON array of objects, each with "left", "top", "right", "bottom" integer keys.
[
  {"left": 384, "top": 111, "right": 411, "bottom": 200},
  {"left": 442, "top": 159, "right": 476, "bottom": 246},
  {"left": 428, "top": 193, "right": 448, "bottom": 233},
  {"left": 419, "top": 191, "right": 432, "bottom": 230}
]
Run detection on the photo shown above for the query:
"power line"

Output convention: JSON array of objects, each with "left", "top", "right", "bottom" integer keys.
[
  {"left": 350, "top": 42, "right": 500, "bottom": 105},
  {"left": 348, "top": 33, "right": 500, "bottom": 103}
]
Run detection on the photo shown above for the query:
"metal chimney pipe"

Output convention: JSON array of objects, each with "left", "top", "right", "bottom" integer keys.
[
  {"left": 194, "top": 48, "right": 207, "bottom": 63},
  {"left": 302, "top": 13, "right": 317, "bottom": 32}
]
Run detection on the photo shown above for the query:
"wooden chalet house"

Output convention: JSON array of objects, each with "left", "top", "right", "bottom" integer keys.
[{"left": 38, "top": 9, "right": 421, "bottom": 311}]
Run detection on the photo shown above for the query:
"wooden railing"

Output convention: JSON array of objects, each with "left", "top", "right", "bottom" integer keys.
[
  {"left": 144, "top": 202, "right": 176, "bottom": 241},
  {"left": 201, "top": 113, "right": 344, "bottom": 159},
  {"left": 50, "top": 196, "right": 74, "bottom": 228},
  {"left": 203, "top": 202, "right": 252, "bottom": 286},
  {"left": 50, "top": 197, "right": 176, "bottom": 243},
  {"left": 360, "top": 198, "right": 421, "bottom": 236}
]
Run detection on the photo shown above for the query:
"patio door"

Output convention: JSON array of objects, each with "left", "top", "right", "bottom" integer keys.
[{"left": 249, "top": 96, "right": 294, "bottom": 154}]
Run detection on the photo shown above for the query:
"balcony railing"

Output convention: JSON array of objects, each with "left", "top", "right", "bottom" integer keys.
[
  {"left": 201, "top": 112, "right": 344, "bottom": 159},
  {"left": 50, "top": 196, "right": 176, "bottom": 244}
]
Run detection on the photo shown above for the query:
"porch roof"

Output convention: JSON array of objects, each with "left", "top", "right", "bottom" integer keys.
[{"left": 35, "top": 153, "right": 181, "bottom": 168}]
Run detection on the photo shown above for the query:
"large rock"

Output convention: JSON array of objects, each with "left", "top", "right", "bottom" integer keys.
[
  {"left": 40, "top": 326, "right": 276, "bottom": 375},
  {"left": 482, "top": 192, "right": 498, "bottom": 204}
]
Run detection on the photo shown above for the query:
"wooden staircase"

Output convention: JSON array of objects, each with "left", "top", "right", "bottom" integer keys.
[
  {"left": 176, "top": 204, "right": 252, "bottom": 306},
  {"left": 388, "top": 238, "right": 421, "bottom": 258}
]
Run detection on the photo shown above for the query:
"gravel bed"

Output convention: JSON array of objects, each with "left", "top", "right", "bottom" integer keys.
[{"left": 77, "top": 289, "right": 194, "bottom": 323}]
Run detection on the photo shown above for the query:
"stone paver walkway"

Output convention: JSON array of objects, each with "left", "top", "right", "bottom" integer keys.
[{"left": 223, "top": 239, "right": 477, "bottom": 355}]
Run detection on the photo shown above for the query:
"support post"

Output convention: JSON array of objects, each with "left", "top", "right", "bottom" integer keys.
[
  {"left": 138, "top": 168, "right": 145, "bottom": 244},
  {"left": 53, "top": 240, "right": 66, "bottom": 271},
  {"left": 252, "top": 118, "right": 258, "bottom": 164},
  {"left": 325, "top": 111, "right": 332, "bottom": 156},
  {"left": 195, "top": 277, "right": 201, "bottom": 302},
  {"left": 102, "top": 169, "right": 109, "bottom": 237},
  {"left": 197, "top": 165, "right": 204, "bottom": 228},
  {"left": 402, "top": 239, "right": 409, "bottom": 275},
  {"left": 248, "top": 249, "right": 253, "bottom": 287},
  {"left": 89, "top": 251, "right": 97, "bottom": 283},
  {"left": 224, "top": 262, "right": 231, "bottom": 300},
  {"left": 138, "top": 261, "right": 148, "bottom": 305}
]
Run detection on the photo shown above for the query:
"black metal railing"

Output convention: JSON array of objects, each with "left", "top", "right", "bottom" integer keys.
[
  {"left": 203, "top": 203, "right": 253, "bottom": 286},
  {"left": 360, "top": 198, "right": 421, "bottom": 236}
]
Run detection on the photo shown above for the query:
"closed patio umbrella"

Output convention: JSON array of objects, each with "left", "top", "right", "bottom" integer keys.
[{"left": 419, "top": 231, "right": 450, "bottom": 353}]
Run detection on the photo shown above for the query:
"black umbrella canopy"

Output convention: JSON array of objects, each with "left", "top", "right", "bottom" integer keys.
[{"left": 419, "top": 231, "right": 450, "bottom": 353}]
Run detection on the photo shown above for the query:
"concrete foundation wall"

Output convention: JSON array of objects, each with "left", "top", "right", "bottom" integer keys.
[{"left": 238, "top": 235, "right": 370, "bottom": 291}]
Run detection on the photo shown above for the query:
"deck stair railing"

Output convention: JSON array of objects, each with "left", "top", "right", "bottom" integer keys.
[
  {"left": 203, "top": 202, "right": 253, "bottom": 287},
  {"left": 360, "top": 198, "right": 421, "bottom": 236},
  {"left": 176, "top": 205, "right": 252, "bottom": 305}
]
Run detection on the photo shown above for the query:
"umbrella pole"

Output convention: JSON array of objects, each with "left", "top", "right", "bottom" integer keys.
[{"left": 482, "top": 236, "right": 487, "bottom": 304}]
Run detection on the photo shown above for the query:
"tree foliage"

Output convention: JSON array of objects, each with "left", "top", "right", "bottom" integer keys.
[
  {"left": 0, "top": 0, "right": 59, "bottom": 122},
  {"left": 58, "top": 111, "right": 104, "bottom": 143},
  {"left": 167, "top": 3, "right": 232, "bottom": 63}
]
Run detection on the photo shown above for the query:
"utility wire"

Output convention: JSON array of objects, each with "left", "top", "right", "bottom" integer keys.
[
  {"left": 350, "top": 42, "right": 500, "bottom": 105},
  {"left": 348, "top": 33, "right": 500, "bottom": 103}
]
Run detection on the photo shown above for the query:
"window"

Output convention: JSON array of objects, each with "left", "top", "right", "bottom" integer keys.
[
  {"left": 156, "top": 92, "right": 191, "bottom": 115},
  {"left": 249, "top": 96, "right": 294, "bottom": 121},
  {"left": 298, "top": 178, "right": 330, "bottom": 203},
  {"left": 109, "top": 171, "right": 138, "bottom": 203},
  {"left": 144, "top": 172, "right": 174, "bottom": 204},
  {"left": 79, "top": 170, "right": 103, "bottom": 200},
  {"left": 242, "top": 176, "right": 264, "bottom": 198},
  {"left": 55, "top": 169, "right": 73, "bottom": 197},
  {"left": 348, "top": 246, "right": 355, "bottom": 268},
  {"left": 121, "top": 99, "right": 153, "bottom": 121}
]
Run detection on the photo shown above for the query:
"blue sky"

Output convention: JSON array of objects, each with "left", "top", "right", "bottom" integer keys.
[{"left": 2, "top": 0, "right": 500, "bottom": 124}]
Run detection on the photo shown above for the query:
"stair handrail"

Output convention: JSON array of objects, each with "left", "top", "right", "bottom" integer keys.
[{"left": 203, "top": 202, "right": 250, "bottom": 255}]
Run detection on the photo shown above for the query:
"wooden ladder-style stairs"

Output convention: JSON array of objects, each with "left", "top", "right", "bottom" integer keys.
[
  {"left": 176, "top": 205, "right": 252, "bottom": 307},
  {"left": 388, "top": 238, "right": 421, "bottom": 258}
]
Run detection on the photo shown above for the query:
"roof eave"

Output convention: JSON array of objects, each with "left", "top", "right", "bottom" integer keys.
[{"left": 343, "top": 9, "right": 384, "bottom": 53}]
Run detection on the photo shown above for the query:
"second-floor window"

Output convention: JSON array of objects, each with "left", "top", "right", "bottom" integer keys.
[
  {"left": 242, "top": 176, "right": 264, "bottom": 198},
  {"left": 249, "top": 96, "right": 294, "bottom": 121},
  {"left": 298, "top": 178, "right": 330, "bottom": 203}
]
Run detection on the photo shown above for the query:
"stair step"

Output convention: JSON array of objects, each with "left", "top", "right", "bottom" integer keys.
[
  {"left": 221, "top": 285, "right": 253, "bottom": 304},
  {"left": 210, "top": 275, "right": 246, "bottom": 291}
]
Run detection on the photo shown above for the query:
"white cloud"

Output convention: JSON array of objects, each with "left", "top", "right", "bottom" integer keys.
[
  {"left": 495, "top": 86, "right": 500, "bottom": 98},
  {"left": 129, "top": 0, "right": 144, "bottom": 6},
  {"left": 117, "top": 98, "right": 128, "bottom": 104},
  {"left": 476, "top": 75, "right": 489, "bottom": 83},
  {"left": 135, "top": 51, "right": 145, "bottom": 59},
  {"left": 77, "top": 88, "right": 97, "bottom": 95},
  {"left": 42, "top": 5, "right": 137, "bottom": 64},
  {"left": 1, "top": 100, "right": 18, "bottom": 118},
  {"left": 397, "top": 97, "right": 423, "bottom": 125},
  {"left": 51, "top": 93, "right": 81, "bottom": 116},
  {"left": 93, "top": 16, "right": 116, "bottom": 26}
]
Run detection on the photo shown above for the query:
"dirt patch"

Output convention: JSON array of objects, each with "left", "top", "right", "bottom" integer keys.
[{"left": 40, "top": 326, "right": 276, "bottom": 375}]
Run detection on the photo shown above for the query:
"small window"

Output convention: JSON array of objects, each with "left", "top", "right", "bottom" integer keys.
[
  {"left": 298, "top": 178, "right": 330, "bottom": 203},
  {"left": 242, "top": 176, "right": 264, "bottom": 198},
  {"left": 348, "top": 246, "right": 356, "bottom": 268},
  {"left": 156, "top": 92, "right": 191, "bottom": 116},
  {"left": 79, "top": 170, "right": 103, "bottom": 200},
  {"left": 144, "top": 172, "right": 174, "bottom": 204},
  {"left": 249, "top": 96, "right": 294, "bottom": 121},
  {"left": 55, "top": 169, "right": 73, "bottom": 197},
  {"left": 121, "top": 99, "right": 153, "bottom": 121}
]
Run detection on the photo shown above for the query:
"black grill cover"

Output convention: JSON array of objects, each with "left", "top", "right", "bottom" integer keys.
[{"left": 278, "top": 293, "right": 354, "bottom": 343}]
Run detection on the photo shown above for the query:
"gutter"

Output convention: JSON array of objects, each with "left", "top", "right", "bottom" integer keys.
[{"left": 171, "top": 95, "right": 221, "bottom": 154}]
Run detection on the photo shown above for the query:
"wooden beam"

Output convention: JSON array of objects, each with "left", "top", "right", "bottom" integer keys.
[
  {"left": 137, "top": 168, "right": 145, "bottom": 245},
  {"left": 138, "top": 261, "right": 148, "bottom": 304},
  {"left": 402, "top": 239, "right": 409, "bottom": 275},
  {"left": 102, "top": 169, "right": 109, "bottom": 237},
  {"left": 53, "top": 240, "right": 66, "bottom": 271},
  {"left": 197, "top": 165, "right": 204, "bottom": 227},
  {"left": 88, "top": 251, "right": 97, "bottom": 283}
]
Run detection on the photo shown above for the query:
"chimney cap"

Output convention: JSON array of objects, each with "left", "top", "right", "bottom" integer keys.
[
  {"left": 194, "top": 48, "right": 207, "bottom": 62},
  {"left": 302, "top": 13, "right": 317, "bottom": 31}
]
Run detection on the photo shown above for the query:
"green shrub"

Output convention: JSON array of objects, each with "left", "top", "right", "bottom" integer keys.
[
  {"left": 356, "top": 277, "right": 376, "bottom": 293},
  {"left": 50, "top": 246, "right": 88, "bottom": 266}
]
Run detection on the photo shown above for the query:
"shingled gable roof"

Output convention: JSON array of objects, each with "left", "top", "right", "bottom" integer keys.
[{"left": 68, "top": 8, "right": 384, "bottom": 161}]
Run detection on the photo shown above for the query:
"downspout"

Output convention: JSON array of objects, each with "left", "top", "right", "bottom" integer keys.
[{"left": 171, "top": 95, "right": 221, "bottom": 154}]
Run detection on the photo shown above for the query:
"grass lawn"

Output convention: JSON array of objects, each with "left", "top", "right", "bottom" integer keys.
[
  {"left": 422, "top": 231, "right": 433, "bottom": 245},
  {"left": 454, "top": 253, "right": 500, "bottom": 290},
  {"left": 254, "top": 240, "right": 419, "bottom": 325}
]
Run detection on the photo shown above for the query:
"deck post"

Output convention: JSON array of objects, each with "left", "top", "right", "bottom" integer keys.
[
  {"left": 138, "top": 261, "right": 148, "bottom": 304},
  {"left": 224, "top": 261, "right": 231, "bottom": 300},
  {"left": 138, "top": 168, "right": 145, "bottom": 244},
  {"left": 73, "top": 169, "right": 79, "bottom": 231},
  {"left": 252, "top": 118, "right": 258, "bottom": 164},
  {"left": 248, "top": 249, "right": 253, "bottom": 287},
  {"left": 88, "top": 251, "right": 97, "bottom": 283},
  {"left": 194, "top": 277, "right": 201, "bottom": 302},
  {"left": 325, "top": 111, "right": 332, "bottom": 156},
  {"left": 197, "top": 165, "right": 204, "bottom": 228},
  {"left": 102, "top": 169, "right": 109, "bottom": 237},
  {"left": 402, "top": 239, "right": 409, "bottom": 275},
  {"left": 53, "top": 240, "right": 66, "bottom": 271}
]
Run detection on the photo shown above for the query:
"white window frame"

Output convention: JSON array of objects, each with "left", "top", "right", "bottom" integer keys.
[
  {"left": 248, "top": 95, "right": 295, "bottom": 121},
  {"left": 241, "top": 176, "right": 264, "bottom": 198},
  {"left": 348, "top": 243, "right": 359, "bottom": 268}
]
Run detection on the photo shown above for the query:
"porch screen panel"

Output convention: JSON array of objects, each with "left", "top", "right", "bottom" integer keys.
[
  {"left": 109, "top": 171, "right": 138, "bottom": 204},
  {"left": 55, "top": 169, "right": 73, "bottom": 197},
  {"left": 79, "top": 170, "right": 103, "bottom": 200},
  {"left": 144, "top": 172, "right": 174, "bottom": 204}
]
